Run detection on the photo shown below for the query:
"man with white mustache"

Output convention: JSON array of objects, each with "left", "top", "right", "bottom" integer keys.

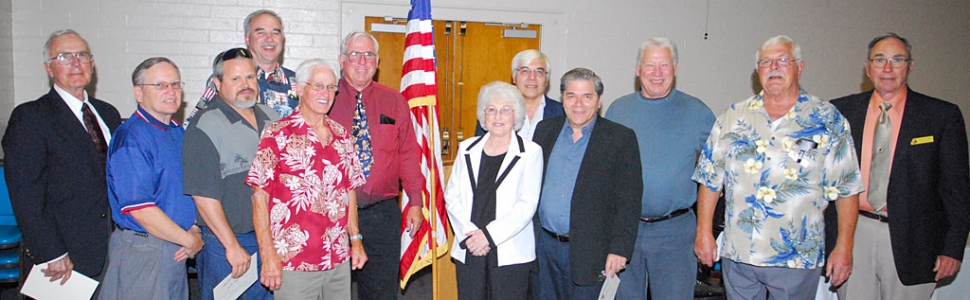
[
  {"left": 605, "top": 37, "right": 715, "bottom": 300},
  {"left": 693, "top": 35, "right": 863, "bottom": 299},
  {"left": 187, "top": 9, "right": 298, "bottom": 123},
  {"left": 182, "top": 47, "right": 280, "bottom": 300}
]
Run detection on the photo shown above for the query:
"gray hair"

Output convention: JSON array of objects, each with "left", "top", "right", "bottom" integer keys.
[
  {"left": 132, "top": 57, "right": 180, "bottom": 85},
  {"left": 637, "top": 37, "right": 678, "bottom": 66},
  {"left": 295, "top": 58, "right": 336, "bottom": 84},
  {"left": 244, "top": 10, "right": 284, "bottom": 36},
  {"left": 511, "top": 49, "right": 550, "bottom": 74},
  {"left": 43, "top": 29, "right": 87, "bottom": 61},
  {"left": 867, "top": 32, "right": 912, "bottom": 60},
  {"left": 560, "top": 67, "right": 604, "bottom": 96},
  {"left": 755, "top": 35, "right": 802, "bottom": 67},
  {"left": 477, "top": 81, "right": 527, "bottom": 132},
  {"left": 341, "top": 31, "right": 380, "bottom": 54}
]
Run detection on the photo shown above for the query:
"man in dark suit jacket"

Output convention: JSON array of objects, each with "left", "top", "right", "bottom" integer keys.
[
  {"left": 532, "top": 67, "right": 642, "bottom": 299},
  {"left": 827, "top": 33, "right": 970, "bottom": 299},
  {"left": 2, "top": 30, "right": 121, "bottom": 285},
  {"left": 475, "top": 49, "right": 565, "bottom": 140}
]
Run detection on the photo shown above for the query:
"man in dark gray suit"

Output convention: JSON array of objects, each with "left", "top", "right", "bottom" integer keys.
[
  {"left": 532, "top": 67, "right": 642, "bottom": 299},
  {"left": 828, "top": 32, "right": 970, "bottom": 299},
  {"left": 3, "top": 29, "right": 121, "bottom": 285}
]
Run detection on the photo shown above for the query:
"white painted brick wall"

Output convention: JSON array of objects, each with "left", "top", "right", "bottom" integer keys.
[
  {"left": 9, "top": 0, "right": 342, "bottom": 118},
  {"left": 2, "top": 0, "right": 969, "bottom": 127}
]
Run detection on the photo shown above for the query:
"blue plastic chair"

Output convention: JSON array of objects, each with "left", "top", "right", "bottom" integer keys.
[{"left": 0, "top": 166, "right": 22, "bottom": 283}]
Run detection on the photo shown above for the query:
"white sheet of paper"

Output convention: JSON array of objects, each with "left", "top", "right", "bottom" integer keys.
[
  {"left": 716, "top": 231, "right": 724, "bottom": 261},
  {"left": 213, "top": 253, "right": 259, "bottom": 300},
  {"left": 20, "top": 264, "right": 99, "bottom": 300},
  {"left": 598, "top": 273, "right": 620, "bottom": 300}
]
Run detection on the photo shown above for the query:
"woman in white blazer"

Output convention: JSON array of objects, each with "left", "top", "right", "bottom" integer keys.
[{"left": 445, "top": 81, "right": 543, "bottom": 299}]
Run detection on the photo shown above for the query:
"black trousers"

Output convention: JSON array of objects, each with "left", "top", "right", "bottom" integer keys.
[
  {"left": 454, "top": 250, "right": 531, "bottom": 300},
  {"left": 354, "top": 199, "right": 402, "bottom": 300}
]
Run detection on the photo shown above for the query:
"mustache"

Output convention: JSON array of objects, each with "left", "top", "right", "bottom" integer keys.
[
  {"left": 260, "top": 41, "right": 278, "bottom": 48},
  {"left": 766, "top": 71, "right": 786, "bottom": 78}
]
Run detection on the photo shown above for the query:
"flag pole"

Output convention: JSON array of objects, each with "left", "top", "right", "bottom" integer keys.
[{"left": 427, "top": 106, "right": 440, "bottom": 300}]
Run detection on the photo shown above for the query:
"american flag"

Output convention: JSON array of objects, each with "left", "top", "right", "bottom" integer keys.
[{"left": 398, "top": 0, "right": 450, "bottom": 289}]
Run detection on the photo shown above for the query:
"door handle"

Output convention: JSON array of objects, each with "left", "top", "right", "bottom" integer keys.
[{"left": 442, "top": 127, "right": 450, "bottom": 156}]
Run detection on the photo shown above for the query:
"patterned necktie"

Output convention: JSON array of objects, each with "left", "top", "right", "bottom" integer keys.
[
  {"left": 352, "top": 92, "right": 373, "bottom": 177},
  {"left": 81, "top": 103, "right": 108, "bottom": 166},
  {"left": 868, "top": 101, "right": 893, "bottom": 211}
]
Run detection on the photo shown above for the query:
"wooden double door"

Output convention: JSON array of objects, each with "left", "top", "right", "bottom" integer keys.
[{"left": 365, "top": 17, "right": 541, "bottom": 163}]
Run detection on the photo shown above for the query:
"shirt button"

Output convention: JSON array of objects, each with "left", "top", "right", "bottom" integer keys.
[
  {"left": 766, "top": 157, "right": 771, "bottom": 161},
  {"left": 101, "top": 214, "right": 107, "bottom": 218},
  {"left": 771, "top": 136, "right": 775, "bottom": 140}
]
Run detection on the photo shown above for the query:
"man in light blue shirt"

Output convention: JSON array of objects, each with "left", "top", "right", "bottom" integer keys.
[
  {"left": 606, "top": 37, "right": 715, "bottom": 300},
  {"left": 533, "top": 68, "right": 642, "bottom": 299}
]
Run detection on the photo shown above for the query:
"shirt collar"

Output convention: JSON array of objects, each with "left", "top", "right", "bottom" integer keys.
[
  {"left": 53, "top": 83, "right": 89, "bottom": 111},
  {"left": 562, "top": 115, "right": 598, "bottom": 136},
  {"left": 211, "top": 95, "right": 246, "bottom": 124},
  {"left": 870, "top": 86, "right": 908, "bottom": 109},
  {"left": 134, "top": 105, "right": 180, "bottom": 130}
]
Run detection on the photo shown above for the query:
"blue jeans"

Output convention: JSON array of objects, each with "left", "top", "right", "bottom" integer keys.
[
  {"left": 196, "top": 227, "right": 272, "bottom": 300},
  {"left": 536, "top": 231, "right": 602, "bottom": 300},
  {"left": 616, "top": 210, "right": 697, "bottom": 299}
]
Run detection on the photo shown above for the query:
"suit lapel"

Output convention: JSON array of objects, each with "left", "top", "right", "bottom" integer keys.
[
  {"left": 892, "top": 89, "right": 924, "bottom": 166},
  {"left": 44, "top": 89, "right": 103, "bottom": 173},
  {"left": 464, "top": 132, "right": 524, "bottom": 187}
]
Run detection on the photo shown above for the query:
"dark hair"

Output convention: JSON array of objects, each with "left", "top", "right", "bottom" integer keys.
[
  {"left": 867, "top": 33, "right": 912, "bottom": 59},
  {"left": 132, "top": 57, "right": 180, "bottom": 85},
  {"left": 212, "top": 48, "right": 254, "bottom": 80},
  {"left": 560, "top": 67, "right": 604, "bottom": 96}
]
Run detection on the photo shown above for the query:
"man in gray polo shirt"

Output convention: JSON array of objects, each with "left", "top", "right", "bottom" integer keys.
[{"left": 182, "top": 47, "right": 280, "bottom": 300}]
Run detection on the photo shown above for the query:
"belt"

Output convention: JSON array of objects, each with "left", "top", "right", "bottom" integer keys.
[
  {"left": 640, "top": 207, "right": 692, "bottom": 223},
  {"left": 542, "top": 228, "right": 569, "bottom": 242},
  {"left": 115, "top": 225, "right": 149, "bottom": 237},
  {"left": 358, "top": 197, "right": 396, "bottom": 210},
  {"left": 858, "top": 210, "right": 889, "bottom": 223}
]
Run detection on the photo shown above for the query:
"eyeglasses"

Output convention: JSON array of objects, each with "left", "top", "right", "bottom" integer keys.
[
  {"left": 217, "top": 48, "right": 253, "bottom": 62},
  {"left": 484, "top": 106, "right": 514, "bottom": 116},
  {"left": 344, "top": 51, "right": 378, "bottom": 62},
  {"left": 137, "top": 81, "right": 184, "bottom": 90},
  {"left": 305, "top": 82, "right": 337, "bottom": 92},
  {"left": 868, "top": 56, "right": 911, "bottom": 68},
  {"left": 757, "top": 57, "right": 796, "bottom": 68},
  {"left": 516, "top": 67, "right": 547, "bottom": 77},
  {"left": 49, "top": 52, "right": 93, "bottom": 65}
]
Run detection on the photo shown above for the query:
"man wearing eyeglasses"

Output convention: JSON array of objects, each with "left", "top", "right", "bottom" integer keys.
[
  {"left": 183, "top": 47, "right": 280, "bottom": 300},
  {"left": 99, "top": 57, "right": 203, "bottom": 299},
  {"left": 475, "top": 49, "right": 564, "bottom": 141},
  {"left": 3, "top": 29, "right": 121, "bottom": 289},
  {"left": 605, "top": 37, "right": 715, "bottom": 300},
  {"left": 186, "top": 9, "right": 297, "bottom": 124},
  {"left": 328, "top": 31, "right": 425, "bottom": 300},
  {"left": 693, "top": 35, "right": 863, "bottom": 299},
  {"left": 825, "top": 33, "right": 970, "bottom": 300}
]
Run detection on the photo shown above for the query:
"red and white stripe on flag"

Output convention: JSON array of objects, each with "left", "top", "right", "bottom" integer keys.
[{"left": 398, "top": 0, "right": 451, "bottom": 289}]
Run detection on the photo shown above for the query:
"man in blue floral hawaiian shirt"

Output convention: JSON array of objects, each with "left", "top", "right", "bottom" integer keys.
[
  {"left": 692, "top": 35, "right": 864, "bottom": 299},
  {"left": 186, "top": 10, "right": 298, "bottom": 124}
]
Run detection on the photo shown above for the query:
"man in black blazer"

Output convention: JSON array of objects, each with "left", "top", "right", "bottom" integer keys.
[
  {"left": 828, "top": 33, "right": 970, "bottom": 299},
  {"left": 532, "top": 67, "right": 642, "bottom": 299},
  {"left": 2, "top": 30, "right": 121, "bottom": 285}
]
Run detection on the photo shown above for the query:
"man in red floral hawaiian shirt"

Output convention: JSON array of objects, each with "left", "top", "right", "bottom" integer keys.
[{"left": 248, "top": 59, "right": 368, "bottom": 298}]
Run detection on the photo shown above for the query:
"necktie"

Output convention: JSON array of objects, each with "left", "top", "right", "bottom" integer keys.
[
  {"left": 352, "top": 92, "right": 373, "bottom": 177},
  {"left": 868, "top": 102, "right": 893, "bottom": 211},
  {"left": 81, "top": 103, "right": 108, "bottom": 166}
]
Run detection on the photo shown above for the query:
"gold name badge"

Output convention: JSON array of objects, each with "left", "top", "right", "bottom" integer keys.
[{"left": 911, "top": 136, "right": 934, "bottom": 145}]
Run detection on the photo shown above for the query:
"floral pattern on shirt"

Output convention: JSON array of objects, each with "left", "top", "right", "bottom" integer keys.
[
  {"left": 247, "top": 109, "right": 366, "bottom": 271},
  {"left": 692, "top": 92, "right": 864, "bottom": 269}
]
